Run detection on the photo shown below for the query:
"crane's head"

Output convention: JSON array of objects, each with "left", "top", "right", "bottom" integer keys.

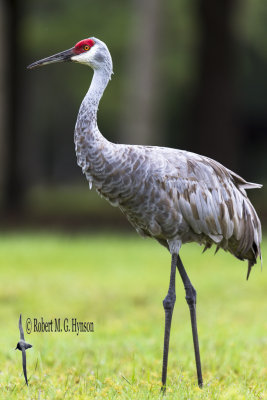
[{"left": 27, "top": 37, "right": 113, "bottom": 72}]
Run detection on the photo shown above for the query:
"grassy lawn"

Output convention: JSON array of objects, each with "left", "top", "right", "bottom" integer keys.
[{"left": 0, "top": 232, "right": 266, "bottom": 399}]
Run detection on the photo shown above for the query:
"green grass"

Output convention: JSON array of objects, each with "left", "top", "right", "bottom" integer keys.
[{"left": 0, "top": 233, "right": 266, "bottom": 399}]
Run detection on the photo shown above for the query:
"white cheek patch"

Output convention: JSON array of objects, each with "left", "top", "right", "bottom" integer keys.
[{"left": 71, "top": 45, "right": 98, "bottom": 67}]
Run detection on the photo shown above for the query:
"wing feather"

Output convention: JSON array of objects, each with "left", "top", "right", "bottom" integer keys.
[
  {"left": 114, "top": 144, "right": 261, "bottom": 267},
  {"left": 19, "top": 314, "right": 25, "bottom": 341},
  {"left": 154, "top": 149, "right": 261, "bottom": 262}
]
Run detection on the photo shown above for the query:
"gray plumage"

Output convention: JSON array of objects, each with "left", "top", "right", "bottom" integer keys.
[
  {"left": 15, "top": 314, "right": 32, "bottom": 386},
  {"left": 74, "top": 38, "right": 262, "bottom": 278}
]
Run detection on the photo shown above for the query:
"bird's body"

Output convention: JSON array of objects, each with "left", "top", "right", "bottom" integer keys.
[
  {"left": 28, "top": 37, "right": 262, "bottom": 389},
  {"left": 16, "top": 340, "right": 32, "bottom": 351},
  {"left": 74, "top": 44, "right": 261, "bottom": 272}
]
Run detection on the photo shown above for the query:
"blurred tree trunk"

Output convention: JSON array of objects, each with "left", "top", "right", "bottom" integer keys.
[
  {"left": 2, "top": 0, "right": 25, "bottom": 213},
  {"left": 0, "top": 0, "right": 6, "bottom": 201},
  {"left": 120, "top": 0, "right": 162, "bottom": 145},
  {"left": 190, "top": 0, "right": 239, "bottom": 170}
]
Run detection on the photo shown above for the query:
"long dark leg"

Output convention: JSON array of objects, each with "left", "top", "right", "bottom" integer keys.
[
  {"left": 161, "top": 253, "right": 177, "bottom": 392},
  {"left": 177, "top": 255, "right": 203, "bottom": 388}
]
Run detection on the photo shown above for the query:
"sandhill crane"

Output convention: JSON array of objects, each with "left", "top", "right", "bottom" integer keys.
[{"left": 28, "top": 37, "right": 262, "bottom": 390}]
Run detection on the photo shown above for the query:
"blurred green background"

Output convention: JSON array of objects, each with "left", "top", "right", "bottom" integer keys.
[
  {"left": 0, "top": 0, "right": 266, "bottom": 226},
  {"left": 0, "top": 1, "right": 266, "bottom": 398}
]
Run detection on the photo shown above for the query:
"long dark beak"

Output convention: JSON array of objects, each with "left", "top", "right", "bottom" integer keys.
[{"left": 27, "top": 48, "right": 75, "bottom": 70}]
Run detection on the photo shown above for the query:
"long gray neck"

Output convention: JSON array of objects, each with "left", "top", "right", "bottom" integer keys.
[
  {"left": 74, "top": 65, "right": 113, "bottom": 179},
  {"left": 78, "top": 66, "right": 111, "bottom": 132}
]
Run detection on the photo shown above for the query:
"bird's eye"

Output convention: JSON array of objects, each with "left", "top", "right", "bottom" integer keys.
[{"left": 84, "top": 45, "right": 90, "bottom": 51}]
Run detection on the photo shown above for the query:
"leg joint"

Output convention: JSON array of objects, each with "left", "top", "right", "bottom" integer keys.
[
  {"left": 185, "top": 284, "right": 197, "bottom": 307},
  {"left": 163, "top": 292, "right": 176, "bottom": 310}
]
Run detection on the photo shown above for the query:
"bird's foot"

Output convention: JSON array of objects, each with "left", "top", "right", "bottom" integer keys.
[{"left": 160, "top": 385, "right": 166, "bottom": 395}]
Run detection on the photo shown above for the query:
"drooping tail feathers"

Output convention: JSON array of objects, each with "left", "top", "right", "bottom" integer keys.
[{"left": 242, "top": 198, "right": 262, "bottom": 280}]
